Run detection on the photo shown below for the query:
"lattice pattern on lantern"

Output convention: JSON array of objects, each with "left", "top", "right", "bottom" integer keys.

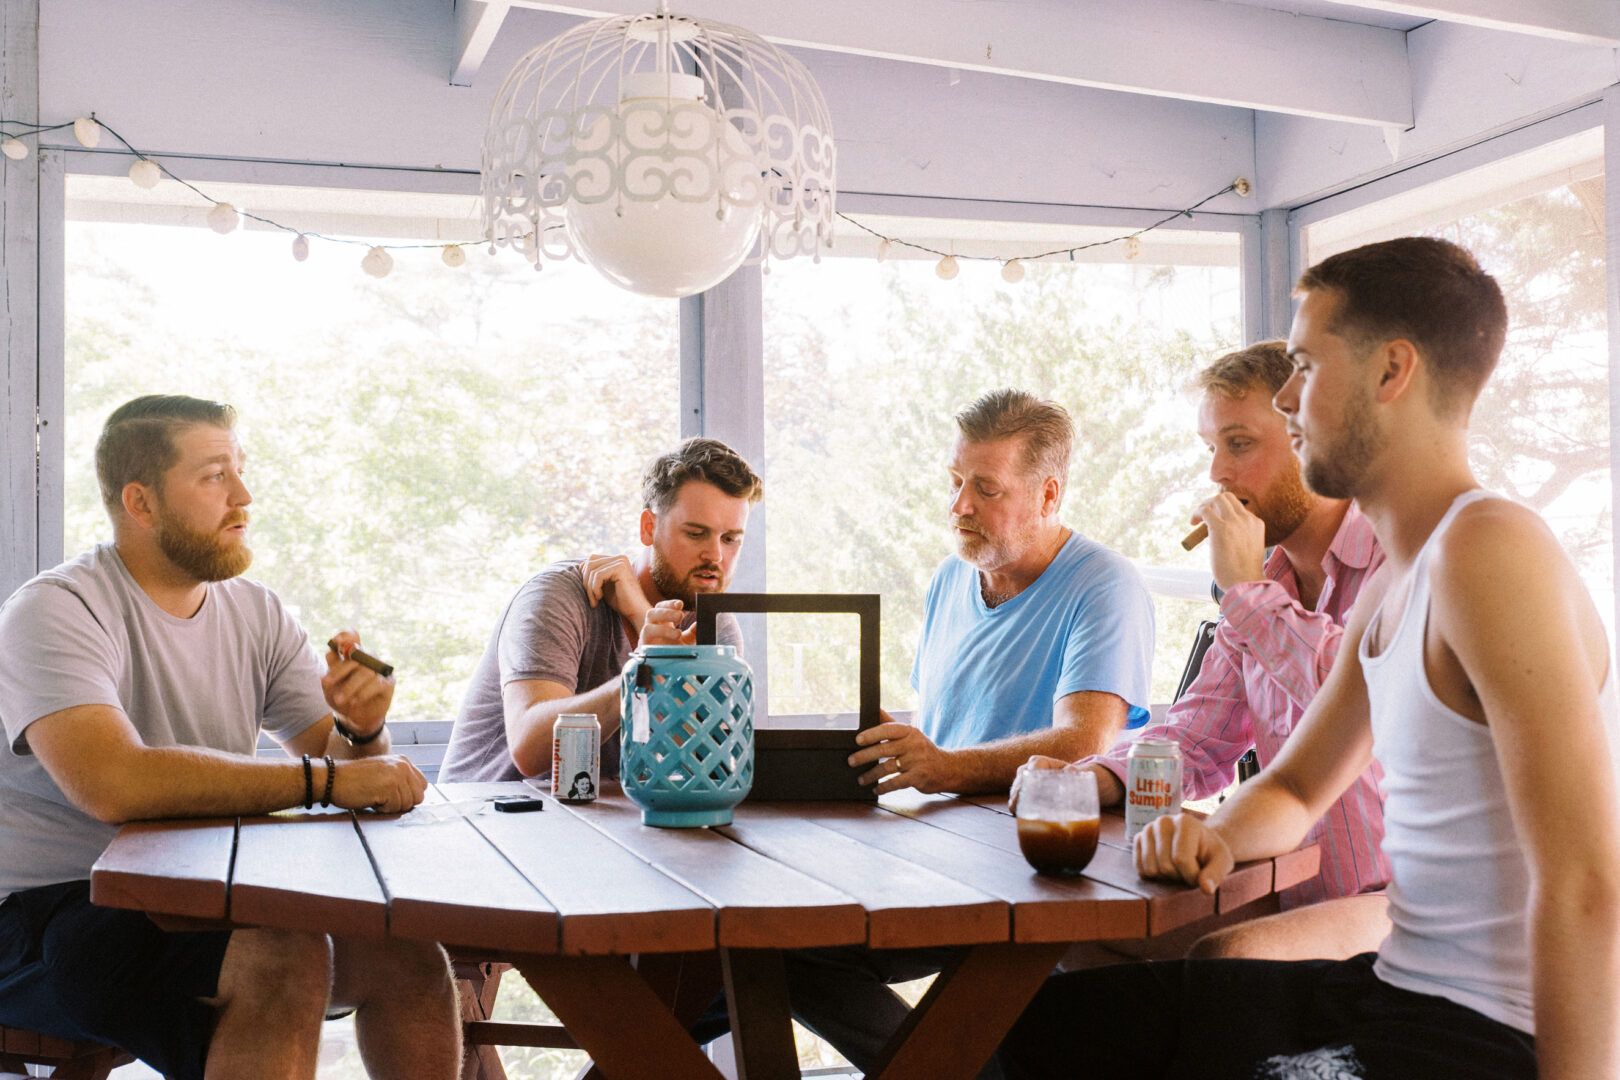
[
  {"left": 628, "top": 673, "right": 753, "bottom": 786},
  {"left": 621, "top": 645, "right": 755, "bottom": 826},
  {"left": 481, "top": 6, "right": 836, "bottom": 296}
]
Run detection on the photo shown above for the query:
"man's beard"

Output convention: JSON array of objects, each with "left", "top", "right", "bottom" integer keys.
[
  {"left": 1250, "top": 460, "right": 1315, "bottom": 546},
  {"left": 1301, "top": 384, "right": 1384, "bottom": 501},
  {"left": 649, "top": 549, "right": 725, "bottom": 611},
  {"left": 154, "top": 504, "right": 253, "bottom": 582},
  {"left": 951, "top": 512, "right": 1042, "bottom": 572}
]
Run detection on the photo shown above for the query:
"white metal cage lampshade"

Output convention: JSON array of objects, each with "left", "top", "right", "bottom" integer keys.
[{"left": 480, "top": 6, "right": 836, "bottom": 298}]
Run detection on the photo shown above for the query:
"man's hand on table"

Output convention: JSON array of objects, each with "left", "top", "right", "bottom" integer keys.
[
  {"left": 582, "top": 553, "right": 652, "bottom": 630},
  {"left": 331, "top": 755, "right": 428, "bottom": 813},
  {"left": 640, "top": 598, "right": 697, "bottom": 647},
  {"left": 849, "top": 712, "right": 958, "bottom": 794},
  {"left": 1009, "top": 758, "right": 1124, "bottom": 813},
  {"left": 1134, "top": 812, "right": 1234, "bottom": 896},
  {"left": 323, "top": 630, "right": 393, "bottom": 742}
]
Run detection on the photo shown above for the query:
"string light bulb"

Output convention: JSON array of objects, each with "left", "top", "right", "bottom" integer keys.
[
  {"left": 72, "top": 117, "right": 100, "bottom": 148},
  {"left": 441, "top": 245, "right": 466, "bottom": 268},
  {"left": 291, "top": 234, "right": 310, "bottom": 262},
  {"left": 876, "top": 239, "right": 891, "bottom": 264},
  {"left": 1124, "top": 236, "right": 1142, "bottom": 261},
  {"left": 935, "top": 255, "right": 959, "bottom": 281},
  {"left": 128, "top": 159, "right": 161, "bottom": 189},
  {"left": 206, "top": 201, "right": 239, "bottom": 235},
  {"left": 0, "top": 136, "right": 26, "bottom": 161},
  {"left": 361, "top": 247, "right": 394, "bottom": 278},
  {"left": 1001, "top": 260, "right": 1025, "bottom": 284}
]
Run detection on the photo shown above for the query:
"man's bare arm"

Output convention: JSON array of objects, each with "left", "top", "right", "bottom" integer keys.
[
  {"left": 502, "top": 677, "right": 621, "bottom": 778},
  {"left": 1433, "top": 503, "right": 1620, "bottom": 1080},
  {"left": 26, "top": 705, "right": 425, "bottom": 822},
  {"left": 852, "top": 691, "right": 1129, "bottom": 795},
  {"left": 1135, "top": 569, "right": 1387, "bottom": 888}
]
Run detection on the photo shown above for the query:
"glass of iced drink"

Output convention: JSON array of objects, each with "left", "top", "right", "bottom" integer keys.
[{"left": 1016, "top": 768, "right": 1101, "bottom": 876}]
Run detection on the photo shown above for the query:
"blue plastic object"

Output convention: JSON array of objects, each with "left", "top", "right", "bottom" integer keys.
[{"left": 620, "top": 644, "right": 755, "bottom": 827}]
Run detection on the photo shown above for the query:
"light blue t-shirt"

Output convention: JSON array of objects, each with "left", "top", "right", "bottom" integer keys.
[{"left": 911, "top": 530, "right": 1154, "bottom": 748}]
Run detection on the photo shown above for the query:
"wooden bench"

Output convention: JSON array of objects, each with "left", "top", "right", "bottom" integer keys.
[{"left": 0, "top": 1026, "right": 131, "bottom": 1079}]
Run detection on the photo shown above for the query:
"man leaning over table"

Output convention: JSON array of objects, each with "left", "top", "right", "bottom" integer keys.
[
  {"left": 997, "top": 237, "right": 1620, "bottom": 1080},
  {"left": 439, "top": 436, "right": 761, "bottom": 786},
  {"left": 847, "top": 387, "right": 1155, "bottom": 796},
  {"left": 784, "top": 389, "right": 1153, "bottom": 1077},
  {"left": 1023, "top": 340, "right": 1392, "bottom": 962},
  {"left": 0, "top": 395, "right": 460, "bottom": 1080}
]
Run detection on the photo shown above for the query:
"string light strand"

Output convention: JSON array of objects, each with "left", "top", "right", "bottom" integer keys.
[{"left": 835, "top": 178, "right": 1250, "bottom": 278}]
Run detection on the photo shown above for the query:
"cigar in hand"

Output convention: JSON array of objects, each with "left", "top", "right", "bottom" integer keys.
[
  {"left": 327, "top": 638, "right": 395, "bottom": 678},
  {"left": 1181, "top": 498, "right": 1249, "bottom": 551}
]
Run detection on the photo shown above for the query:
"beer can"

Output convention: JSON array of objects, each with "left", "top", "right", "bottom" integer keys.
[
  {"left": 552, "top": 713, "right": 600, "bottom": 803},
  {"left": 1124, "top": 738, "right": 1183, "bottom": 841}
]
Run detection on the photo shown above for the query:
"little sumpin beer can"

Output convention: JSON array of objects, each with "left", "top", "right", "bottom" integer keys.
[
  {"left": 1125, "top": 737, "right": 1183, "bottom": 841},
  {"left": 552, "top": 713, "right": 600, "bottom": 803}
]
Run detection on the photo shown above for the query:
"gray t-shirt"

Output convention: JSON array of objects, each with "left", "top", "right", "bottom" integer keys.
[
  {"left": 0, "top": 543, "right": 328, "bottom": 898},
  {"left": 440, "top": 558, "right": 742, "bottom": 783}
]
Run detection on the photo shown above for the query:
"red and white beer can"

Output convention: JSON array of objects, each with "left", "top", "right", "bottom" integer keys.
[
  {"left": 552, "top": 713, "right": 600, "bottom": 803},
  {"left": 1125, "top": 737, "right": 1183, "bottom": 841}
]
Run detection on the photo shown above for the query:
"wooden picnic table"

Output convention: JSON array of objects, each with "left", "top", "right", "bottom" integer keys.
[{"left": 90, "top": 781, "right": 1318, "bottom": 1080}]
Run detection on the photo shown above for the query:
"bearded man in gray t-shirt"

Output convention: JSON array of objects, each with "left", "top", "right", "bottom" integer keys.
[
  {"left": 441, "top": 437, "right": 762, "bottom": 785},
  {"left": 0, "top": 395, "right": 460, "bottom": 1080}
]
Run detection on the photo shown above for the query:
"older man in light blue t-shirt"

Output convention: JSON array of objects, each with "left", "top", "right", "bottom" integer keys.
[
  {"left": 849, "top": 388, "right": 1154, "bottom": 796},
  {"left": 798, "top": 390, "right": 1154, "bottom": 1079}
]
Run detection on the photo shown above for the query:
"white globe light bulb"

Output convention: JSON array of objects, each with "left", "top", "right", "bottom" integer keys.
[
  {"left": 291, "top": 234, "right": 310, "bottom": 262},
  {"left": 128, "top": 159, "right": 161, "bottom": 189},
  {"left": 361, "top": 247, "right": 394, "bottom": 278},
  {"left": 1, "top": 136, "right": 27, "bottom": 161},
  {"left": 442, "top": 245, "right": 466, "bottom": 268},
  {"left": 72, "top": 117, "right": 100, "bottom": 148},
  {"left": 564, "top": 73, "right": 764, "bottom": 298},
  {"left": 1001, "top": 260, "right": 1025, "bottom": 284},
  {"left": 936, "top": 255, "right": 959, "bottom": 281},
  {"left": 206, "top": 202, "right": 239, "bottom": 235}
]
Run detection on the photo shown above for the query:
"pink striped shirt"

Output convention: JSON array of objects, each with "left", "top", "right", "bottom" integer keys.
[{"left": 1094, "top": 503, "right": 1390, "bottom": 907}]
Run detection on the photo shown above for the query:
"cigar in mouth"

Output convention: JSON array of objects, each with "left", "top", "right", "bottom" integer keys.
[
  {"left": 328, "top": 638, "right": 395, "bottom": 678},
  {"left": 1181, "top": 498, "right": 1250, "bottom": 551}
]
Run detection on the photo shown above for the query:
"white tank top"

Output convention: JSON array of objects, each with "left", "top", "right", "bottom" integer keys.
[{"left": 1360, "top": 489, "right": 1620, "bottom": 1033}]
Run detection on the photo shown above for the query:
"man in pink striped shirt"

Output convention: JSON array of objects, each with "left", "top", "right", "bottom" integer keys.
[{"left": 1060, "top": 341, "right": 1391, "bottom": 960}]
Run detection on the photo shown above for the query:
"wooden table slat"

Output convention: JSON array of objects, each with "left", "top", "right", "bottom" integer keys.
[
  {"left": 90, "top": 818, "right": 235, "bottom": 920},
  {"left": 720, "top": 809, "right": 1006, "bottom": 949},
  {"left": 786, "top": 801, "right": 1147, "bottom": 943},
  {"left": 560, "top": 790, "right": 867, "bottom": 950},
  {"left": 356, "top": 788, "right": 560, "bottom": 953},
  {"left": 438, "top": 782, "right": 714, "bottom": 956},
  {"left": 877, "top": 792, "right": 1219, "bottom": 934},
  {"left": 230, "top": 809, "right": 388, "bottom": 938},
  {"left": 1273, "top": 843, "right": 1322, "bottom": 892}
]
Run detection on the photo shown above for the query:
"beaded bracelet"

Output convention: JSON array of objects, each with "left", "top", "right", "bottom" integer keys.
[
  {"left": 322, "top": 755, "right": 336, "bottom": 808},
  {"left": 301, "top": 753, "right": 314, "bottom": 809}
]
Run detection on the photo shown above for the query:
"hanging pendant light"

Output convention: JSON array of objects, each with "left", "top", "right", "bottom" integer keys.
[{"left": 481, "top": 2, "right": 836, "bottom": 297}]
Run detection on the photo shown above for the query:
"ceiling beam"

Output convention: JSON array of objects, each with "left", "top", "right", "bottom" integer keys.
[
  {"left": 1332, "top": 1, "right": 1620, "bottom": 48},
  {"left": 477, "top": 0, "right": 1413, "bottom": 127},
  {"left": 452, "top": 0, "right": 512, "bottom": 87}
]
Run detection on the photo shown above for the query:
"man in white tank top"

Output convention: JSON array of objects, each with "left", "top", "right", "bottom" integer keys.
[{"left": 997, "top": 238, "right": 1619, "bottom": 1080}]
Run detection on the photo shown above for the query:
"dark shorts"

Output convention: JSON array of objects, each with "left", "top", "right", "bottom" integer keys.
[
  {"left": 996, "top": 952, "right": 1537, "bottom": 1080},
  {"left": 0, "top": 879, "right": 232, "bottom": 1080}
]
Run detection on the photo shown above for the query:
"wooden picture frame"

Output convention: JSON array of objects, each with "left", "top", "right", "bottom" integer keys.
[{"left": 695, "top": 593, "right": 880, "bottom": 802}]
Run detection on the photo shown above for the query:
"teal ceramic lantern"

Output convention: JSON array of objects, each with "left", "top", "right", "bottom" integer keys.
[{"left": 620, "top": 645, "right": 754, "bottom": 827}]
